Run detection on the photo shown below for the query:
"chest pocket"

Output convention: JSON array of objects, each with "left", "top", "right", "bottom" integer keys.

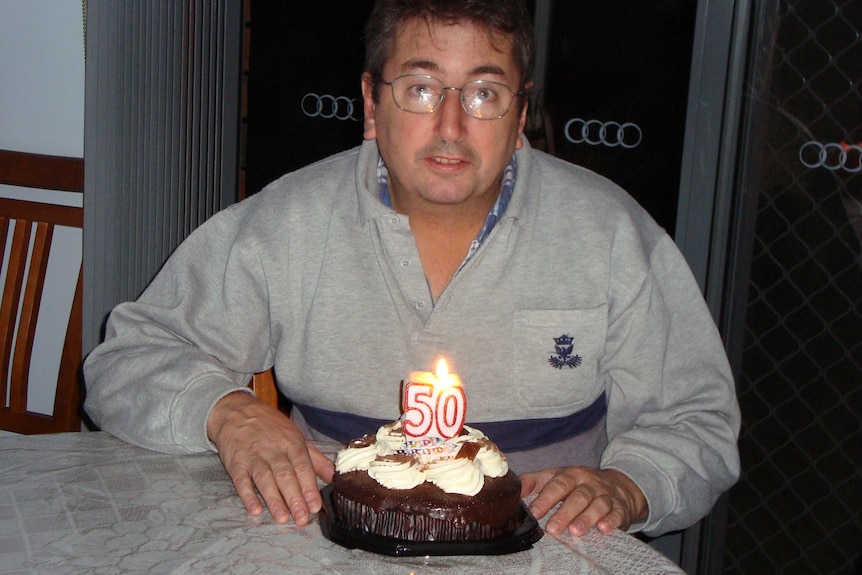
[{"left": 512, "top": 306, "right": 607, "bottom": 416}]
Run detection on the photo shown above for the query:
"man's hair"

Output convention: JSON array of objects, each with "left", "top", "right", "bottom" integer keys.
[{"left": 364, "top": 0, "right": 535, "bottom": 103}]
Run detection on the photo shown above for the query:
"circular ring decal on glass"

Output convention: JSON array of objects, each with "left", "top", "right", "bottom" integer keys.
[
  {"left": 798, "top": 141, "right": 862, "bottom": 173},
  {"left": 564, "top": 118, "right": 643, "bottom": 149},
  {"left": 301, "top": 93, "right": 362, "bottom": 122}
]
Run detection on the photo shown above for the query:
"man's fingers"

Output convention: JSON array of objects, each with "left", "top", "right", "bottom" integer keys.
[
  {"left": 254, "top": 463, "right": 294, "bottom": 523},
  {"left": 557, "top": 491, "right": 613, "bottom": 536},
  {"left": 230, "top": 467, "right": 265, "bottom": 516},
  {"left": 596, "top": 504, "right": 627, "bottom": 533},
  {"left": 208, "top": 391, "right": 337, "bottom": 525},
  {"left": 524, "top": 468, "right": 570, "bottom": 520},
  {"left": 520, "top": 469, "right": 567, "bottom": 519},
  {"left": 541, "top": 476, "right": 594, "bottom": 535},
  {"left": 277, "top": 445, "right": 320, "bottom": 519},
  {"left": 521, "top": 466, "right": 647, "bottom": 537},
  {"left": 518, "top": 470, "right": 543, "bottom": 497},
  {"left": 309, "top": 442, "right": 336, "bottom": 485}
]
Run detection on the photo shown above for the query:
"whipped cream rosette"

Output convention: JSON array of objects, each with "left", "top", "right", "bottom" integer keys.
[{"left": 334, "top": 420, "right": 509, "bottom": 495}]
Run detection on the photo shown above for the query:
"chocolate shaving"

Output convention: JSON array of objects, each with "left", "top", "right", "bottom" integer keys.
[
  {"left": 455, "top": 441, "right": 481, "bottom": 461},
  {"left": 348, "top": 434, "right": 376, "bottom": 448}
]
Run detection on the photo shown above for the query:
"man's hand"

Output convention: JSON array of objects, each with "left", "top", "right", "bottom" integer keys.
[
  {"left": 206, "top": 391, "right": 335, "bottom": 525},
  {"left": 520, "top": 467, "right": 648, "bottom": 536}
]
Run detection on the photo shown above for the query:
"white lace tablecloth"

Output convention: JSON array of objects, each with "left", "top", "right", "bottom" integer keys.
[{"left": 0, "top": 432, "right": 684, "bottom": 574}]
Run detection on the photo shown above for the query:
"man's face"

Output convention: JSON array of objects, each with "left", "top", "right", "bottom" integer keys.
[{"left": 361, "top": 18, "right": 528, "bottom": 214}]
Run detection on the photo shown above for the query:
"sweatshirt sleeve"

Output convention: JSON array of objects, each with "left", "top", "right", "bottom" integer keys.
[
  {"left": 599, "top": 234, "right": 741, "bottom": 536},
  {"left": 83, "top": 205, "right": 273, "bottom": 454}
]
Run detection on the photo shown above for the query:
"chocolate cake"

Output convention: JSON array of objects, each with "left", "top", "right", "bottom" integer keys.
[{"left": 329, "top": 421, "right": 525, "bottom": 542}]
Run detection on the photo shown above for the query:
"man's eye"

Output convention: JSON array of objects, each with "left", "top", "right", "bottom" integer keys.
[
  {"left": 407, "top": 84, "right": 434, "bottom": 99},
  {"left": 473, "top": 86, "right": 499, "bottom": 101}
]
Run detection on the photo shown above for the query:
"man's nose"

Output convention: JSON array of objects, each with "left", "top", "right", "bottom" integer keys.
[{"left": 434, "top": 88, "right": 467, "bottom": 142}]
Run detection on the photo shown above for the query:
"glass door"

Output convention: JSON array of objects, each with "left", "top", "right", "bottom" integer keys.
[{"left": 721, "top": 1, "right": 861, "bottom": 573}]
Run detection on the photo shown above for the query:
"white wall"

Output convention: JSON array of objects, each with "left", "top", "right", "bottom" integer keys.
[
  {"left": 0, "top": 0, "right": 85, "bottom": 156},
  {"left": 0, "top": 0, "right": 85, "bottom": 416}
]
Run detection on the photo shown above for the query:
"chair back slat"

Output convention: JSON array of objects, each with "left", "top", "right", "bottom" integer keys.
[
  {"left": 0, "top": 216, "right": 9, "bottom": 408},
  {"left": 0, "top": 220, "right": 33, "bottom": 399},
  {"left": 0, "top": 149, "right": 83, "bottom": 434},
  {"left": 53, "top": 268, "right": 83, "bottom": 427},
  {"left": 0, "top": 218, "right": 9, "bottom": 270},
  {"left": 9, "top": 221, "right": 54, "bottom": 413},
  {"left": 251, "top": 369, "right": 279, "bottom": 409}
]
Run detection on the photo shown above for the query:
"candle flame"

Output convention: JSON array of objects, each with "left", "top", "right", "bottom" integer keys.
[{"left": 435, "top": 358, "right": 449, "bottom": 380}]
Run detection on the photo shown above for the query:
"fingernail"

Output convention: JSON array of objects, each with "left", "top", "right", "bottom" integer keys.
[
  {"left": 570, "top": 520, "right": 586, "bottom": 536},
  {"left": 546, "top": 519, "right": 560, "bottom": 535},
  {"left": 273, "top": 509, "right": 288, "bottom": 523}
]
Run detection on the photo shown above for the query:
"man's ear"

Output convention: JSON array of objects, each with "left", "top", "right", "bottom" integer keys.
[
  {"left": 361, "top": 72, "right": 377, "bottom": 140},
  {"left": 515, "top": 100, "right": 529, "bottom": 150}
]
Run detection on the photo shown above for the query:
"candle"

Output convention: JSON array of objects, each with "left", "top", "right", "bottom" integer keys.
[{"left": 402, "top": 358, "right": 466, "bottom": 440}]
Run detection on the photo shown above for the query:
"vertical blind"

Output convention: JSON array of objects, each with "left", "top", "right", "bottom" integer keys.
[{"left": 83, "top": 0, "right": 243, "bottom": 353}]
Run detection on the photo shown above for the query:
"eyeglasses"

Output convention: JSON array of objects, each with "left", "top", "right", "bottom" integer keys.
[{"left": 381, "top": 74, "right": 527, "bottom": 120}]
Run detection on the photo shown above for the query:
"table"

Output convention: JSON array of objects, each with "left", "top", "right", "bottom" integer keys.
[{"left": 0, "top": 432, "right": 685, "bottom": 574}]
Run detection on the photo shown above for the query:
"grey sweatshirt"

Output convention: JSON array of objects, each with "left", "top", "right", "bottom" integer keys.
[{"left": 84, "top": 139, "right": 740, "bottom": 536}]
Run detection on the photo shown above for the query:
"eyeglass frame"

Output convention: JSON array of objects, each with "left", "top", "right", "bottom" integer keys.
[{"left": 380, "top": 74, "right": 529, "bottom": 120}]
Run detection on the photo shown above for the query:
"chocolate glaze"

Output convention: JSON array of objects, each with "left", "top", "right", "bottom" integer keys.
[{"left": 332, "top": 469, "right": 523, "bottom": 542}]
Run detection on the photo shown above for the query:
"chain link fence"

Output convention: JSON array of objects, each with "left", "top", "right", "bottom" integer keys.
[{"left": 723, "top": 0, "right": 861, "bottom": 573}]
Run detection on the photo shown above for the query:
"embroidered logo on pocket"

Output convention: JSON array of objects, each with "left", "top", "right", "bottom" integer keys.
[{"left": 548, "top": 334, "right": 582, "bottom": 369}]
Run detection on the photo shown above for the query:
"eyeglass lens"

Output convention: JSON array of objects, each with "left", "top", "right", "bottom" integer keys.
[{"left": 389, "top": 75, "right": 516, "bottom": 119}]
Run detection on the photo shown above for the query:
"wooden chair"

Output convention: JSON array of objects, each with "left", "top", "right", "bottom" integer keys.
[
  {"left": 251, "top": 368, "right": 279, "bottom": 409},
  {"left": 0, "top": 150, "right": 84, "bottom": 434}
]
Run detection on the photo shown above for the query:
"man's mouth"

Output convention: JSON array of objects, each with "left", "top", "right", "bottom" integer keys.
[{"left": 431, "top": 157, "right": 462, "bottom": 165}]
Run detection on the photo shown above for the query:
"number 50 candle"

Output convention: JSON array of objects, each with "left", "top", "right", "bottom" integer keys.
[{"left": 402, "top": 358, "right": 466, "bottom": 439}]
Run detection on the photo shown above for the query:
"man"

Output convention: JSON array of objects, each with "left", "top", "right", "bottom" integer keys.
[{"left": 84, "top": 0, "right": 740, "bottom": 539}]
